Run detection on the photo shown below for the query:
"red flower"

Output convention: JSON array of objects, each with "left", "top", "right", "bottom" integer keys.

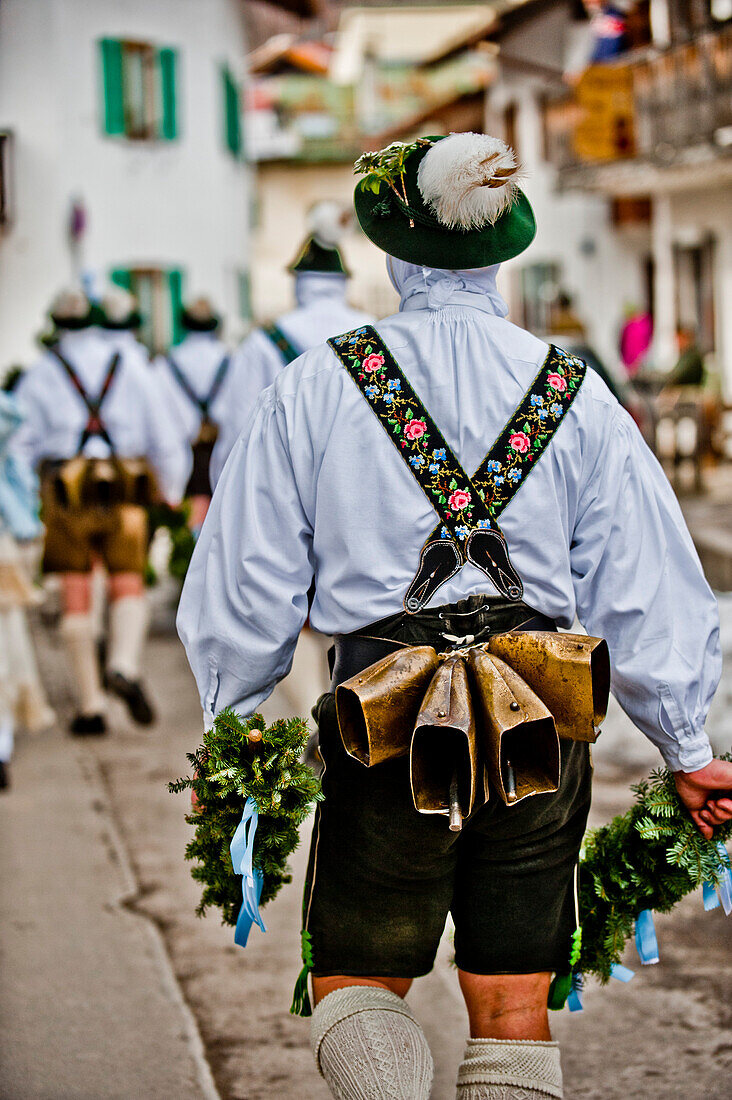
[
  {"left": 362, "top": 353, "right": 385, "bottom": 373},
  {"left": 509, "top": 432, "right": 530, "bottom": 453},
  {"left": 547, "top": 372, "right": 567, "bottom": 392},
  {"left": 404, "top": 420, "right": 427, "bottom": 441},
  {"left": 448, "top": 489, "right": 471, "bottom": 511}
]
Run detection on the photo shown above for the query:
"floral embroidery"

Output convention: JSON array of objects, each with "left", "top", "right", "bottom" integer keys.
[
  {"left": 448, "top": 489, "right": 471, "bottom": 511},
  {"left": 363, "top": 352, "right": 385, "bottom": 373},
  {"left": 404, "top": 419, "right": 427, "bottom": 441},
  {"left": 329, "top": 327, "right": 586, "bottom": 553},
  {"left": 509, "top": 432, "right": 530, "bottom": 453}
]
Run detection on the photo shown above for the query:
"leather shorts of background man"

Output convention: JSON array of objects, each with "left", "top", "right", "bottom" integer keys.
[
  {"left": 303, "top": 595, "right": 609, "bottom": 979},
  {"left": 40, "top": 457, "right": 156, "bottom": 575}
]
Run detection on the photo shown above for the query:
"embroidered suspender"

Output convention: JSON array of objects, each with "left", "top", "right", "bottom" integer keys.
[
  {"left": 167, "top": 353, "right": 231, "bottom": 420},
  {"left": 328, "top": 326, "right": 586, "bottom": 612},
  {"left": 261, "top": 323, "right": 300, "bottom": 365},
  {"left": 51, "top": 347, "right": 121, "bottom": 455}
]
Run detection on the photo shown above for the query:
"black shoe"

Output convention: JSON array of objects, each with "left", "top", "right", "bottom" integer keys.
[
  {"left": 106, "top": 671, "right": 156, "bottom": 726},
  {"left": 70, "top": 713, "right": 107, "bottom": 736},
  {"left": 0, "top": 761, "right": 9, "bottom": 789}
]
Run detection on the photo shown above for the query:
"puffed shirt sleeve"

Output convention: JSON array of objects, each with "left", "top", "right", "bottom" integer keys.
[
  {"left": 177, "top": 390, "right": 314, "bottom": 727},
  {"left": 10, "top": 368, "right": 50, "bottom": 471},
  {"left": 571, "top": 404, "right": 720, "bottom": 772}
]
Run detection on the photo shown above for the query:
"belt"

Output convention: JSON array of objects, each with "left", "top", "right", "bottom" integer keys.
[{"left": 331, "top": 595, "right": 557, "bottom": 689}]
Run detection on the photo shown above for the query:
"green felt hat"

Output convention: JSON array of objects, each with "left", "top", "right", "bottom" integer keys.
[
  {"left": 288, "top": 236, "right": 349, "bottom": 276},
  {"left": 354, "top": 134, "right": 536, "bottom": 269}
]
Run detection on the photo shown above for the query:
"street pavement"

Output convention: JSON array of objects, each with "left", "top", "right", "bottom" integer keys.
[{"left": 1, "top": 585, "right": 731, "bottom": 1099}]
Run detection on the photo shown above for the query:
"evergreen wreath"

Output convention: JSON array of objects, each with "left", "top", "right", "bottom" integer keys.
[
  {"left": 575, "top": 754, "right": 732, "bottom": 985},
  {"left": 169, "top": 708, "right": 322, "bottom": 922}
]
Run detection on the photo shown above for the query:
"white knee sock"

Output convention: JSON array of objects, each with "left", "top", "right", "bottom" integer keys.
[
  {"left": 60, "top": 613, "right": 106, "bottom": 716},
  {"left": 457, "top": 1038, "right": 563, "bottom": 1099},
  {"left": 107, "top": 595, "right": 149, "bottom": 680},
  {"left": 311, "top": 985, "right": 433, "bottom": 1100}
]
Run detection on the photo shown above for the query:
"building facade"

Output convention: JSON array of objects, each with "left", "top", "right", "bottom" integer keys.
[{"left": 0, "top": 0, "right": 250, "bottom": 364}]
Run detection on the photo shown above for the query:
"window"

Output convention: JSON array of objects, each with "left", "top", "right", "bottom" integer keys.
[
  {"left": 99, "top": 39, "right": 178, "bottom": 141},
  {"left": 518, "top": 262, "right": 561, "bottom": 336},
  {"left": 237, "top": 270, "right": 252, "bottom": 324},
  {"left": 221, "top": 65, "right": 243, "bottom": 157},
  {"left": 110, "top": 266, "right": 185, "bottom": 352}
]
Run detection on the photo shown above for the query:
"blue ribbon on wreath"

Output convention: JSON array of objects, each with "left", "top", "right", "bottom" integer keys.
[
  {"left": 702, "top": 842, "right": 732, "bottom": 915},
  {"left": 230, "top": 796, "right": 266, "bottom": 947},
  {"left": 634, "top": 908, "right": 659, "bottom": 965}
]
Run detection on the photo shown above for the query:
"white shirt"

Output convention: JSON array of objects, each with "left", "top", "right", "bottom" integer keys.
[
  {"left": 13, "top": 327, "right": 190, "bottom": 505},
  {"left": 210, "top": 271, "right": 373, "bottom": 484},
  {"left": 153, "top": 331, "right": 234, "bottom": 447},
  {"left": 178, "top": 262, "right": 720, "bottom": 773}
]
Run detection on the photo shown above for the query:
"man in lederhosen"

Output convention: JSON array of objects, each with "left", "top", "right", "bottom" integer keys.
[
  {"left": 210, "top": 201, "right": 372, "bottom": 485},
  {"left": 178, "top": 135, "right": 732, "bottom": 1098},
  {"left": 153, "top": 297, "right": 234, "bottom": 535},
  {"left": 14, "top": 289, "right": 190, "bottom": 735}
]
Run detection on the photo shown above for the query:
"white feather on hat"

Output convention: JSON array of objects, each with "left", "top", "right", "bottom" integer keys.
[
  {"left": 417, "top": 132, "right": 521, "bottom": 231},
  {"left": 101, "top": 286, "right": 138, "bottom": 324}
]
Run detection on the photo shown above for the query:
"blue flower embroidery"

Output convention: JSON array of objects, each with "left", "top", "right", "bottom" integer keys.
[
  {"left": 387, "top": 379, "right": 401, "bottom": 391},
  {"left": 429, "top": 462, "right": 440, "bottom": 473},
  {"left": 477, "top": 518, "right": 493, "bottom": 529},
  {"left": 365, "top": 385, "right": 379, "bottom": 398},
  {"left": 486, "top": 460, "right": 501, "bottom": 473},
  {"left": 507, "top": 468, "right": 522, "bottom": 482},
  {"left": 409, "top": 455, "right": 425, "bottom": 469},
  {"left": 441, "top": 526, "right": 451, "bottom": 540},
  {"left": 494, "top": 475, "right": 505, "bottom": 486},
  {"left": 432, "top": 448, "right": 446, "bottom": 461},
  {"left": 382, "top": 393, "right": 393, "bottom": 404},
  {"left": 538, "top": 409, "right": 548, "bottom": 420},
  {"left": 455, "top": 524, "right": 469, "bottom": 540},
  {"left": 530, "top": 394, "right": 543, "bottom": 406},
  {"left": 550, "top": 402, "right": 563, "bottom": 416}
]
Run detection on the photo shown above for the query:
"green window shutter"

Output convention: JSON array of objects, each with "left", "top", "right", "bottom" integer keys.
[
  {"left": 158, "top": 48, "right": 179, "bottom": 141},
  {"left": 168, "top": 268, "right": 185, "bottom": 345},
  {"left": 110, "top": 267, "right": 132, "bottom": 291},
  {"left": 238, "top": 270, "right": 252, "bottom": 322},
  {"left": 99, "top": 38, "right": 125, "bottom": 135},
  {"left": 221, "top": 66, "right": 241, "bottom": 157}
]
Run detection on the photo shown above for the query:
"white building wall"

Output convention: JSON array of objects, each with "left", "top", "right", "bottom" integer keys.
[{"left": 0, "top": 0, "right": 249, "bottom": 365}]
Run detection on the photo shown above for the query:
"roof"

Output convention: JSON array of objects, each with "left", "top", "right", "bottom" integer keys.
[{"left": 248, "top": 33, "right": 333, "bottom": 75}]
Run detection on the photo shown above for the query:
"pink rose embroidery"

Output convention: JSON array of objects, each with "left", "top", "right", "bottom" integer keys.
[
  {"left": 362, "top": 353, "right": 385, "bottom": 373},
  {"left": 404, "top": 420, "right": 427, "bottom": 441},
  {"left": 509, "top": 432, "right": 530, "bottom": 453},
  {"left": 448, "top": 489, "right": 471, "bottom": 512},
  {"left": 547, "top": 373, "right": 567, "bottom": 392}
]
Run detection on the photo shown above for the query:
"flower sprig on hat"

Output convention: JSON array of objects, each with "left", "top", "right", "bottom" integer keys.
[{"left": 354, "top": 139, "right": 433, "bottom": 204}]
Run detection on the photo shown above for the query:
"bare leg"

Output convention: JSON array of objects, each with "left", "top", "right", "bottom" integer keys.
[
  {"left": 458, "top": 970, "right": 552, "bottom": 1040},
  {"left": 313, "top": 974, "right": 412, "bottom": 1006},
  {"left": 456, "top": 971, "right": 561, "bottom": 1099}
]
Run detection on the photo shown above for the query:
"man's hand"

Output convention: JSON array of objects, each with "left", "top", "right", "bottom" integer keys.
[{"left": 674, "top": 759, "right": 732, "bottom": 839}]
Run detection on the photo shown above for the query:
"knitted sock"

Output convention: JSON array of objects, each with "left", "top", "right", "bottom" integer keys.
[
  {"left": 107, "top": 594, "right": 149, "bottom": 680},
  {"left": 60, "top": 613, "right": 106, "bottom": 715},
  {"left": 311, "top": 985, "right": 433, "bottom": 1099},
  {"left": 456, "top": 1038, "right": 563, "bottom": 1099}
]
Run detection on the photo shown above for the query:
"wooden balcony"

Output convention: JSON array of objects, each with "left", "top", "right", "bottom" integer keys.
[{"left": 544, "top": 27, "right": 732, "bottom": 187}]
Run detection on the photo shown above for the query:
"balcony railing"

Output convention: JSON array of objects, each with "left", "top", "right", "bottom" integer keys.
[{"left": 544, "top": 27, "right": 732, "bottom": 173}]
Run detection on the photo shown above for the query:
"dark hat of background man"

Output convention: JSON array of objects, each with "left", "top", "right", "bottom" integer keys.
[
  {"left": 288, "top": 200, "right": 350, "bottom": 276},
  {"left": 180, "top": 297, "right": 221, "bottom": 333},
  {"left": 354, "top": 132, "right": 536, "bottom": 270}
]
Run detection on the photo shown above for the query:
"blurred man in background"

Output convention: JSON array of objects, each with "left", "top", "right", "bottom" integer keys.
[
  {"left": 12, "top": 289, "right": 190, "bottom": 735},
  {"left": 154, "top": 297, "right": 232, "bottom": 534},
  {"left": 211, "top": 201, "right": 373, "bottom": 484}
]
